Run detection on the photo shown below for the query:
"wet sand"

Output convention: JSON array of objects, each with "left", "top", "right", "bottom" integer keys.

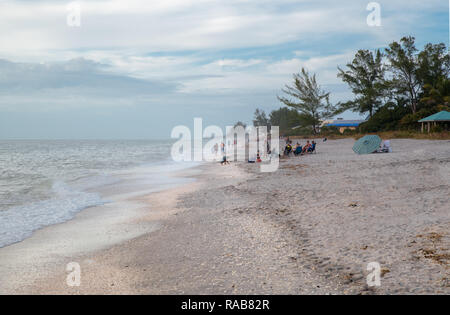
[{"left": 1, "top": 139, "right": 449, "bottom": 294}]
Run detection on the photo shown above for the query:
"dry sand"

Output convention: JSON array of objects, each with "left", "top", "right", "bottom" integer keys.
[{"left": 1, "top": 139, "right": 449, "bottom": 294}]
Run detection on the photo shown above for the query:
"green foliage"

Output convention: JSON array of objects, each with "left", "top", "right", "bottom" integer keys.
[
  {"left": 270, "top": 36, "right": 449, "bottom": 135},
  {"left": 337, "top": 49, "right": 386, "bottom": 117},
  {"left": 278, "top": 68, "right": 340, "bottom": 133},
  {"left": 319, "top": 125, "right": 340, "bottom": 135},
  {"left": 233, "top": 121, "right": 247, "bottom": 129},
  {"left": 385, "top": 36, "right": 421, "bottom": 113},
  {"left": 384, "top": 37, "right": 450, "bottom": 115},
  {"left": 417, "top": 43, "right": 450, "bottom": 88},
  {"left": 431, "top": 125, "right": 444, "bottom": 133},
  {"left": 343, "top": 37, "right": 449, "bottom": 132},
  {"left": 342, "top": 128, "right": 357, "bottom": 136},
  {"left": 268, "top": 107, "right": 304, "bottom": 133},
  {"left": 283, "top": 127, "right": 313, "bottom": 137},
  {"left": 400, "top": 105, "right": 450, "bottom": 129},
  {"left": 252, "top": 109, "right": 269, "bottom": 127},
  {"left": 359, "top": 102, "right": 409, "bottom": 132},
  {"left": 418, "top": 77, "right": 450, "bottom": 111}
]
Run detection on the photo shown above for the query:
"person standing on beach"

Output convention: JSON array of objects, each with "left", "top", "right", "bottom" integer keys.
[{"left": 220, "top": 143, "right": 229, "bottom": 165}]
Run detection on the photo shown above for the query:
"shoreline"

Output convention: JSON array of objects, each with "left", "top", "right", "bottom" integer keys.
[
  {"left": 0, "top": 161, "right": 202, "bottom": 294},
  {"left": 1, "top": 139, "right": 449, "bottom": 294},
  {"left": 15, "top": 161, "right": 338, "bottom": 295}
]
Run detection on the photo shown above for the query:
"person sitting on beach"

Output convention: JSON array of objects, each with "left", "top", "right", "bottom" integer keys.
[
  {"left": 301, "top": 141, "right": 311, "bottom": 154},
  {"left": 307, "top": 141, "right": 316, "bottom": 153},
  {"left": 284, "top": 143, "right": 293, "bottom": 155},
  {"left": 294, "top": 143, "right": 303, "bottom": 156},
  {"left": 382, "top": 140, "right": 392, "bottom": 153}
]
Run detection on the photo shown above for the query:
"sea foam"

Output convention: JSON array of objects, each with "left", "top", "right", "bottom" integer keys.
[{"left": 0, "top": 181, "right": 105, "bottom": 248}]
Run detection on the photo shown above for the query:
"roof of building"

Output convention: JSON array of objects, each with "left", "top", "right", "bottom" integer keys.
[
  {"left": 325, "top": 119, "right": 367, "bottom": 127},
  {"left": 418, "top": 111, "right": 450, "bottom": 122}
]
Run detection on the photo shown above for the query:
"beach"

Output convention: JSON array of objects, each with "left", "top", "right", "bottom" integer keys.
[{"left": 0, "top": 139, "right": 449, "bottom": 294}]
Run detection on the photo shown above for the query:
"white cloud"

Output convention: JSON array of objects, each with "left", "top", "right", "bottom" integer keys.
[
  {"left": 0, "top": 0, "right": 446, "bottom": 133},
  {"left": 2, "top": 0, "right": 444, "bottom": 59},
  {"left": 0, "top": 58, "right": 176, "bottom": 111},
  {"left": 176, "top": 52, "right": 357, "bottom": 94}
]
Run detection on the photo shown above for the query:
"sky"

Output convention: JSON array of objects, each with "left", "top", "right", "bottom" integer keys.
[{"left": 0, "top": 0, "right": 448, "bottom": 139}]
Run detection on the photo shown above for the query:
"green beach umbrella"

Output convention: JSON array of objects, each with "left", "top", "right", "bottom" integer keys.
[{"left": 353, "top": 135, "right": 382, "bottom": 155}]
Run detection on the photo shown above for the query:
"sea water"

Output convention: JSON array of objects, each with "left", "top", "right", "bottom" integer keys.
[{"left": 0, "top": 140, "right": 193, "bottom": 248}]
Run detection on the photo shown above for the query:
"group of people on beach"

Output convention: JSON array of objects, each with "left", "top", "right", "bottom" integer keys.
[{"left": 284, "top": 138, "right": 316, "bottom": 156}]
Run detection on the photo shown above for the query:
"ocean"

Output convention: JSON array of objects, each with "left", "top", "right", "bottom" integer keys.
[{"left": 0, "top": 140, "right": 194, "bottom": 248}]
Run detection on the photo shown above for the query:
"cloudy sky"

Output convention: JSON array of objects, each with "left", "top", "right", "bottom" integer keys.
[{"left": 0, "top": 0, "right": 448, "bottom": 139}]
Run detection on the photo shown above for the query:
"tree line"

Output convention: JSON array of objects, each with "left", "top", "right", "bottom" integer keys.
[{"left": 252, "top": 36, "right": 449, "bottom": 135}]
